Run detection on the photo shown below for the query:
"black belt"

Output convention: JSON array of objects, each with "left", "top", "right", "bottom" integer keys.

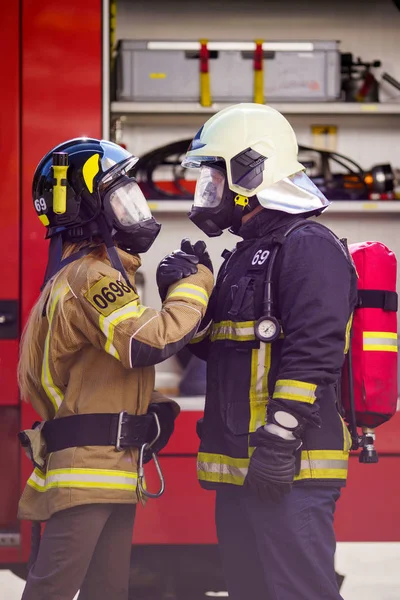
[{"left": 42, "top": 412, "right": 155, "bottom": 453}]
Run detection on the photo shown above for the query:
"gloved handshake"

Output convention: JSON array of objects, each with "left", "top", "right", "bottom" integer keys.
[{"left": 156, "top": 238, "right": 213, "bottom": 301}]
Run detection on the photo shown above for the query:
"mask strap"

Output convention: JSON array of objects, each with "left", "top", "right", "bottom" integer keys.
[
  {"left": 41, "top": 235, "right": 97, "bottom": 291},
  {"left": 41, "top": 233, "right": 63, "bottom": 290},
  {"left": 97, "top": 215, "right": 133, "bottom": 288}
]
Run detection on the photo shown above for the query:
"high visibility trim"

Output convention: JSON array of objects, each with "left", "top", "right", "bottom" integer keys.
[
  {"left": 344, "top": 314, "right": 353, "bottom": 355},
  {"left": 273, "top": 379, "right": 317, "bottom": 404},
  {"left": 295, "top": 468, "right": 348, "bottom": 481},
  {"left": 197, "top": 453, "right": 249, "bottom": 486},
  {"left": 27, "top": 467, "right": 138, "bottom": 492},
  {"left": 210, "top": 320, "right": 256, "bottom": 342},
  {"left": 363, "top": 331, "right": 398, "bottom": 352},
  {"left": 294, "top": 449, "right": 349, "bottom": 481},
  {"left": 99, "top": 300, "right": 147, "bottom": 359},
  {"left": 302, "top": 450, "right": 348, "bottom": 461},
  {"left": 341, "top": 416, "right": 352, "bottom": 452},
  {"left": 41, "top": 285, "right": 68, "bottom": 412},
  {"left": 197, "top": 453, "right": 249, "bottom": 468},
  {"left": 249, "top": 343, "right": 271, "bottom": 444},
  {"left": 190, "top": 320, "right": 212, "bottom": 344},
  {"left": 197, "top": 449, "right": 349, "bottom": 486},
  {"left": 167, "top": 283, "right": 209, "bottom": 307},
  {"left": 197, "top": 470, "right": 245, "bottom": 486}
]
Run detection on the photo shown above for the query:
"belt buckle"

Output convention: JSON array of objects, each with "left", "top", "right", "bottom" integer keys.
[{"left": 115, "top": 411, "right": 128, "bottom": 452}]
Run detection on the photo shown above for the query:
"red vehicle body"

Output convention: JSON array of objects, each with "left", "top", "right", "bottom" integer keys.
[{"left": 1, "top": 1, "right": 400, "bottom": 586}]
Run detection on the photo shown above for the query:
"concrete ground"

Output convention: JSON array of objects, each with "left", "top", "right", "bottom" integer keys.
[{"left": 1, "top": 543, "right": 399, "bottom": 600}]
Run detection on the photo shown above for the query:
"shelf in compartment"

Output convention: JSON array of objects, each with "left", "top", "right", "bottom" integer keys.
[
  {"left": 112, "top": 101, "right": 400, "bottom": 117},
  {"left": 147, "top": 200, "right": 400, "bottom": 214}
]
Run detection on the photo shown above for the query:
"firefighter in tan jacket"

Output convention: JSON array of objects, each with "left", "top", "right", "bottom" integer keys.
[{"left": 18, "top": 138, "right": 213, "bottom": 600}]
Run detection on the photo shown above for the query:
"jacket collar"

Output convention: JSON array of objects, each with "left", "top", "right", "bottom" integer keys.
[{"left": 238, "top": 208, "right": 306, "bottom": 240}]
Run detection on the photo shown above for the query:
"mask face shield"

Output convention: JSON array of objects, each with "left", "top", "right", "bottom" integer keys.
[
  {"left": 102, "top": 175, "right": 161, "bottom": 255},
  {"left": 108, "top": 179, "right": 153, "bottom": 229},
  {"left": 193, "top": 165, "right": 227, "bottom": 209}
]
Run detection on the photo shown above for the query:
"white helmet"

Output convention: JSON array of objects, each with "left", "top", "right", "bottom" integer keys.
[
  {"left": 182, "top": 103, "right": 329, "bottom": 237},
  {"left": 183, "top": 103, "right": 305, "bottom": 196}
]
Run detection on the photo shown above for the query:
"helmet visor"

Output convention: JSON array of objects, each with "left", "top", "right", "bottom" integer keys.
[
  {"left": 181, "top": 155, "right": 221, "bottom": 169},
  {"left": 109, "top": 180, "right": 152, "bottom": 227},
  {"left": 99, "top": 141, "right": 139, "bottom": 186},
  {"left": 193, "top": 166, "right": 226, "bottom": 209}
]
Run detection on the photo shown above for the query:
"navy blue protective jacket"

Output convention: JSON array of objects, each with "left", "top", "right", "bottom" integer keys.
[{"left": 190, "top": 209, "right": 358, "bottom": 489}]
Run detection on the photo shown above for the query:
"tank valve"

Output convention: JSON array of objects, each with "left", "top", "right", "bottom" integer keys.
[{"left": 359, "top": 427, "right": 379, "bottom": 463}]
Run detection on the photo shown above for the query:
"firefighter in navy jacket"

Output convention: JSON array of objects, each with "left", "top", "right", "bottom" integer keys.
[{"left": 176, "top": 104, "right": 358, "bottom": 600}]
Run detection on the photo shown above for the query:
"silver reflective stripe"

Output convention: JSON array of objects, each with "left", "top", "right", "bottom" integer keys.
[
  {"left": 197, "top": 461, "right": 248, "bottom": 481},
  {"left": 210, "top": 323, "right": 255, "bottom": 341},
  {"left": 45, "top": 473, "right": 137, "bottom": 486},
  {"left": 27, "top": 468, "right": 138, "bottom": 492},
  {"left": 363, "top": 337, "right": 397, "bottom": 346},
  {"left": 300, "top": 459, "right": 348, "bottom": 471},
  {"left": 273, "top": 381, "right": 316, "bottom": 403},
  {"left": 168, "top": 284, "right": 209, "bottom": 306}
]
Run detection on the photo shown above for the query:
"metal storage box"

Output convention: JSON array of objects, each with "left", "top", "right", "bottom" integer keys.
[{"left": 115, "top": 40, "right": 341, "bottom": 103}]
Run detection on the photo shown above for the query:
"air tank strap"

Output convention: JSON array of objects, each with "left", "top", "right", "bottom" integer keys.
[{"left": 356, "top": 289, "right": 398, "bottom": 311}]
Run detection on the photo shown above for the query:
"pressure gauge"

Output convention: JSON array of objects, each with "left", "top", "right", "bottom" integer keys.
[{"left": 254, "top": 316, "right": 280, "bottom": 343}]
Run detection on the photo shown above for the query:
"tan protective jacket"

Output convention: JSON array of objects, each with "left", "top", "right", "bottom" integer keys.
[{"left": 18, "top": 249, "right": 213, "bottom": 521}]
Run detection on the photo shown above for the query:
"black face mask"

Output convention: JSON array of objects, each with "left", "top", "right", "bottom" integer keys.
[
  {"left": 188, "top": 189, "right": 259, "bottom": 238},
  {"left": 188, "top": 202, "right": 234, "bottom": 237},
  {"left": 113, "top": 218, "right": 161, "bottom": 255}
]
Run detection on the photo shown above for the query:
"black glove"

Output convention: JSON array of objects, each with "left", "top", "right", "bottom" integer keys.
[
  {"left": 181, "top": 238, "right": 213, "bottom": 274},
  {"left": 245, "top": 427, "right": 302, "bottom": 503},
  {"left": 156, "top": 250, "right": 199, "bottom": 301},
  {"left": 144, "top": 403, "right": 176, "bottom": 463}
]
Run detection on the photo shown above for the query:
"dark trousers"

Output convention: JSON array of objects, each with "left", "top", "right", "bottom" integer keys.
[
  {"left": 216, "top": 485, "right": 343, "bottom": 600},
  {"left": 22, "top": 503, "right": 136, "bottom": 600}
]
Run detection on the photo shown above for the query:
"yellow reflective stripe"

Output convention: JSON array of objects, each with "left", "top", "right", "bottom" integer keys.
[
  {"left": 273, "top": 379, "right": 317, "bottom": 404},
  {"left": 27, "top": 467, "right": 138, "bottom": 492},
  {"left": 167, "top": 283, "right": 208, "bottom": 307},
  {"left": 197, "top": 452, "right": 249, "bottom": 468},
  {"left": 341, "top": 416, "right": 352, "bottom": 451},
  {"left": 197, "top": 470, "right": 245, "bottom": 486},
  {"left": 41, "top": 285, "right": 68, "bottom": 412},
  {"left": 197, "top": 452, "right": 249, "bottom": 486},
  {"left": 99, "top": 315, "right": 120, "bottom": 358},
  {"left": 363, "top": 331, "right": 398, "bottom": 352},
  {"left": 44, "top": 467, "right": 137, "bottom": 477},
  {"left": 210, "top": 320, "right": 256, "bottom": 342},
  {"left": 295, "top": 468, "right": 348, "bottom": 481},
  {"left": 99, "top": 300, "right": 147, "bottom": 359},
  {"left": 197, "top": 449, "right": 349, "bottom": 485},
  {"left": 363, "top": 331, "right": 397, "bottom": 338},
  {"left": 303, "top": 450, "right": 348, "bottom": 461},
  {"left": 344, "top": 314, "right": 353, "bottom": 355},
  {"left": 295, "top": 449, "right": 349, "bottom": 481},
  {"left": 249, "top": 343, "right": 271, "bottom": 447}
]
